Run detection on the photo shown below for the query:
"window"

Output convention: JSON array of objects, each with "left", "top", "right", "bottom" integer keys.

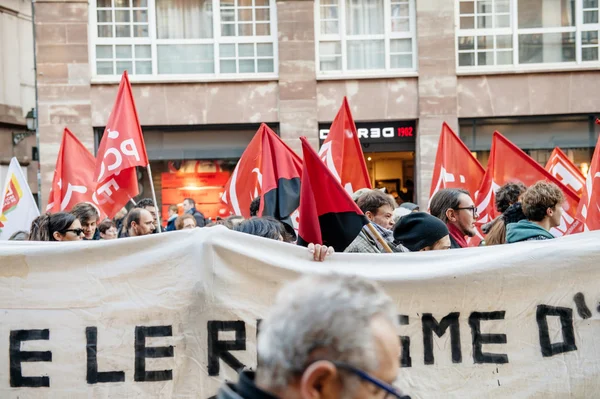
[
  {"left": 315, "top": 0, "right": 417, "bottom": 75},
  {"left": 92, "top": 0, "right": 278, "bottom": 78},
  {"left": 457, "top": 0, "right": 600, "bottom": 69}
]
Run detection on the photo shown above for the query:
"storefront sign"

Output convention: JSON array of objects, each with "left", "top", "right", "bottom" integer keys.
[{"left": 319, "top": 121, "right": 416, "bottom": 152}]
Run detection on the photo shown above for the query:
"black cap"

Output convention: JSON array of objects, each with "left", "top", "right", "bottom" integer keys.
[{"left": 393, "top": 212, "right": 449, "bottom": 251}]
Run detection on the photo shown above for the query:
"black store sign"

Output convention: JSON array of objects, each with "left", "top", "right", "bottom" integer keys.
[{"left": 318, "top": 120, "right": 417, "bottom": 153}]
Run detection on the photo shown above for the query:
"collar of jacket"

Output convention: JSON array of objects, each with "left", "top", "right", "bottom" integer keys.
[{"left": 218, "top": 371, "right": 279, "bottom": 399}]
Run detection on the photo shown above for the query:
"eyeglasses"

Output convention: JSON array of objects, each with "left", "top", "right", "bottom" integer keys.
[
  {"left": 454, "top": 206, "right": 478, "bottom": 217},
  {"left": 332, "top": 361, "right": 410, "bottom": 399},
  {"left": 64, "top": 228, "right": 85, "bottom": 236}
]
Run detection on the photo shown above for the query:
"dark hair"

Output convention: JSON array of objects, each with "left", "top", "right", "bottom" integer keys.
[
  {"left": 125, "top": 208, "right": 143, "bottom": 230},
  {"left": 521, "top": 181, "right": 565, "bottom": 222},
  {"left": 98, "top": 218, "right": 116, "bottom": 234},
  {"left": 356, "top": 190, "right": 395, "bottom": 215},
  {"left": 223, "top": 215, "right": 245, "bottom": 229},
  {"left": 135, "top": 198, "right": 155, "bottom": 209},
  {"left": 250, "top": 197, "right": 260, "bottom": 217},
  {"left": 175, "top": 214, "right": 196, "bottom": 230},
  {"left": 9, "top": 230, "right": 29, "bottom": 241},
  {"left": 234, "top": 217, "right": 283, "bottom": 240},
  {"left": 495, "top": 182, "right": 527, "bottom": 213},
  {"left": 70, "top": 203, "right": 99, "bottom": 224},
  {"left": 486, "top": 202, "right": 527, "bottom": 246},
  {"left": 429, "top": 188, "right": 470, "bottom": 224},
  {"left": 29, "top": 212, "right": 77, "bottom": 241},
  {"left": 183, "top": 198, "right": 195, "bottom": 207}
]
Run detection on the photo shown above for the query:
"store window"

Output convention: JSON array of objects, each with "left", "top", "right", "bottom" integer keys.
[
  {"left": 457, "top": 0, "right": 600, "bottom": 69},
  {"left": 315, "top": 0, "right": 417, "bottom": 75},
  {"left": 91, "top": 0, "right": 278, "bottom": 78}
]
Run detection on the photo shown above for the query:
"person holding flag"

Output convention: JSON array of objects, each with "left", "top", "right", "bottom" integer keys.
[{"left": 0, "top": 157, "right": 40, "bottom": 240}]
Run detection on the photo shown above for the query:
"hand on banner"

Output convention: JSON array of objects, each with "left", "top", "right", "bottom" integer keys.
[{"left": 307, "top": 242, "right": 335, "bottom": 262}]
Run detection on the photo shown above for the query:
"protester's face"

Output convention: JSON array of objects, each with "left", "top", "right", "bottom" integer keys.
[
  {"left": 298, "top": 315, "right": 400, "bottom": 399},
  {"left": 182, "top": 200, "right": 192, "bottom": 212},
  {"left": 450, "top": 194, "right": 478, "bottom": 237},
  {"left": 54, "top": 219, "right": 84, "bottom": 241},
  {"left": 425, "top": 235, "right": 452, "bottom": 251},
  {"left": 549, "top": 203, "right": 564, "bottom": 228},
  {"left": 134, "top": 209, "right": 156, "bottom": 236},
  {"left": 101, "top": 226, "right": 118, "bottom": 240},
  {"left": 369, "top": 205, "right": 395, "bottom": 230},
  {"left": 183, "top": 218, "right": 196, "bottom": 230},
  {"left": 145, "top": 206, "right": 157, "bottom": 226},
  {"left": 81, "top": 219, "right": 97, "bottom": 240}
]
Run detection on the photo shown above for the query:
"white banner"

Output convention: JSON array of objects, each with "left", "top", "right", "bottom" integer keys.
[{"left": 1, "top": 227, "right": 599, "bottom": 398}]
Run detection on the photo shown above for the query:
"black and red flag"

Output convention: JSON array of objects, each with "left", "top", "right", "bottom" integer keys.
[
  {"left": 221, "top": 123, "right": 303, "bottom": 229},
  {"left": 297, "top": 137, "right": 368, "bottom": 252}
]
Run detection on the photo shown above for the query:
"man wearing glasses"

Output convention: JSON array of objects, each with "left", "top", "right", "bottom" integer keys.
[
  {"left": 430, "top": 188, "right": 479, "bottom": 249},
  {"left": 217, "top": 274, "right": 411, "bottom": 399}
]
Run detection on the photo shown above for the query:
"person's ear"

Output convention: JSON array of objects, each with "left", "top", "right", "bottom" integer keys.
[
  {"left": 53, "top": 231, "right": 63, "bottom": 241},
  {"left": 446, "top": 208, "right": 456, "bottom": 222},
  {"left": 546, "top": 207, "right": 553, "bottom": 217},
  {"left": 365, "top": 211, "right": 374, "bottom": 221},
  {"left": 300, "top": 361, "right": 340, "bottom": 399}
]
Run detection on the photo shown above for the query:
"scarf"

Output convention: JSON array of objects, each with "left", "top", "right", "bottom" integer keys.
[{"left": 448, "top": 223, "right": 468, "bottom": 248}]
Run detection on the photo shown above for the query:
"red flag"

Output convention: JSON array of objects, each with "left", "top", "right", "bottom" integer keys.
[
  {"left": 318, "top": 97, "right": 371, "bottom": 194},
  {"left": 298, "top": 137, "right": 368, "bottom": 252},
  {"left": 47, "top": 128, "right": 106, "bottom": 218},
  {"left": 429, "top": 122, "right": 485, "bottom": 201},
  {"left": 475, "top": 132, "right": 583, "bottom": 237},
  {"left": 545, "top": 147, "right": 586, "bottom": 198},
  {"left": 576, "top": 134, "right": 600, "bottom": 230},
  {"left": 93, "top": 71, "right": 148, "bottom": 217},
  {"left": 221, "top": 123, "right": 302, "bottom": 228}
]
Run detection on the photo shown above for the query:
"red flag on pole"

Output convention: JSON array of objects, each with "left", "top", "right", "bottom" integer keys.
[
  {"left": 47, "top": 128, "right": 106, "bottom": 218},
  {"left": 429, "top": 122, "right": 485, "bottom": 202},
  {"left": 475, "top": 132, "right": 583, "bottom": 237},
  {"left": 576, "top": 133, "right": 600, "bottom": 230},
  {"left": 221, "top": 123, "right": 303, "bottom": 229},
  {"left": 318, "top": 97, "right": 371, "bottom": 194},
  {"left": 93, "top": 71, "right": 149, "bottom": 218},
  {"left": 298, "top": 137, "right": 368, "bottom": 252},
  {"left": 545, "top": 147, "right": 586, "bottom": 198}
]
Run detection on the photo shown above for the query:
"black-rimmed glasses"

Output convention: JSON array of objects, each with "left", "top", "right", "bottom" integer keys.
[
  {"left": 332, "top": 361, "right": 410, "bottom": 399},
  {"left": 454, "top": 206, "right": 478, "bottom": 217}
]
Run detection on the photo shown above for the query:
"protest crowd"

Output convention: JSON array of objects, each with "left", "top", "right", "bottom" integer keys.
[{"left": 1, "top": 72, "right": 600, "bottom": 399}]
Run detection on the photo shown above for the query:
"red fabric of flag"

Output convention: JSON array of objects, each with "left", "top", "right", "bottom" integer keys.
[
  {"left": 429, "top": 122, "right": 485, "bottom": 203},
  {"left": 318, "top": 97, "right": 371, "bottom": 194},
  {"left": 476, "top": 132, "right": 582, "bottom": 237},
  {"left": 221, "top": 123, "right": 303, "bottom": 229},
  {"left": 298, "top": 137, "right": 368, "bottom": 252},
  {"left": 47, "top": 128, "right": 107, "bottom": 218},
  {"left": 93, "top": 71, "right": 148, "bottom": 217},
  {"left": 576, "top": 134, "right": 600, "bottom": 230},
  {"left": 545, "top": 147, "right": 586, "bottom": 198}
]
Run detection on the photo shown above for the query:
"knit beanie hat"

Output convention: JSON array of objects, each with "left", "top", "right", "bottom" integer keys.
[{"left": 393, "top": 212, "right": 449, "bottom": 252}]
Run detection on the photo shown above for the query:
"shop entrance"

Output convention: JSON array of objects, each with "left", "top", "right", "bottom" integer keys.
[{"left": 364, "top": 151, "right": 415, "bottom": 204}]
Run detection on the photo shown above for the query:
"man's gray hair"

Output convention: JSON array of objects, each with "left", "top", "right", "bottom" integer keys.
[{"left": 255, "top": 274, "right": 398, "bottom": 390}]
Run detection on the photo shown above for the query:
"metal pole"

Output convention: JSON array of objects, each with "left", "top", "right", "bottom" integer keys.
[{"left": 146, "top": 164, "right": 161, "bottom": 232}]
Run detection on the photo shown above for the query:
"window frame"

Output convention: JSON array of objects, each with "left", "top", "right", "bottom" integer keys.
[
  {"left": 455, "top": 0, "right": 600, "bottom": 73},
  {"left": 89, "top": 0, "right": 279, "bottom": 82},
  {"left": 314, "top": 0, "right": 418, "bottom": 79}
]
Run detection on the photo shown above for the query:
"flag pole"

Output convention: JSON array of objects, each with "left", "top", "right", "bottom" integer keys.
[
  {"left": 146, "top": 164, "right": 161, "bottom": 233},
  {"left": 364, "top": 223, "right": 393, "bottom": 253},
  {"left": 129, "top": 198, "right": 137, "bottom": 206}
]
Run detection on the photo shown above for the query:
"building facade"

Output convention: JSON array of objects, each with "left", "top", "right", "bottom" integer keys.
[
  {"left": 0, "top": 0, "right": 37, "bottom": 201},
  {"left": 33, "top": 0, "right": 600, "bottom": 215}
]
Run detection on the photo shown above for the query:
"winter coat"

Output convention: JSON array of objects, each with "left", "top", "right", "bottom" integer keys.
[
  {"left": 506, "top": 220, "right": 555, "bottom": 243},
  {"left": 186, "top": 207, "right": 206, "bottom": 227},
  {"left": 217, "top": 371, "right": 278, "bottom": 399},
  {"left": 165, "top": 215, "right": 177, "bottom": 231}
]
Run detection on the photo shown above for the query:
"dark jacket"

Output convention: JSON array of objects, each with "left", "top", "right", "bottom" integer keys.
[
  {"left": 165, "top": 215, "right": 177, "bottom": 231},
  {"left": 506, "top": 220, "right": 555, "bottom": 243},
  {"left": 187, "top": 207, "right": 206, "bottom": 227},
  {"left": 217, "top": 371, "right": 278, "bottom": 399},
  {"left": 449, "top": 235, "right": 462, "bottom": 249}
]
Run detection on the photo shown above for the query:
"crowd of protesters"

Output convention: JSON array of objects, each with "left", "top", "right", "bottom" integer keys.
[{"left": 11, "top": 180, "right": 566, "bottom": 253}]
